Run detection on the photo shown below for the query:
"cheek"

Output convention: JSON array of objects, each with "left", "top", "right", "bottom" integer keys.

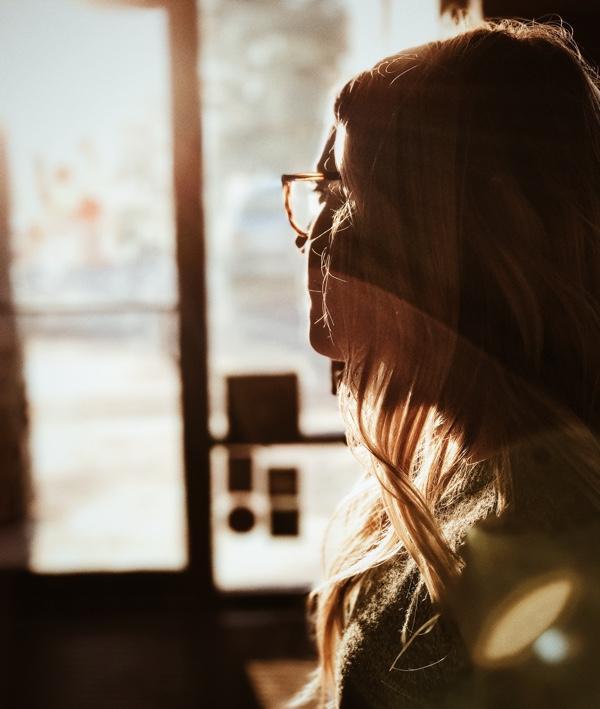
[
  {"left": 306, "top": 206, "right": 332, "bottom": 307},
  {"left": 307, "top": 238, "right": 324, "bottom": 292},
  {"left": 306, "top": 233, "right": 347, "bottom": 359},
  {"left": 307, "top": 244, "right": 332, "bottom": 353},
  {"left": 308, "top": 250, "right": 347, "bottom": 361}
]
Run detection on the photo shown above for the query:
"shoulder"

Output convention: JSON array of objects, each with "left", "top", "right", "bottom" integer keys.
[{"left": 337, "top": 554, "right": 471, "bottom": 708}]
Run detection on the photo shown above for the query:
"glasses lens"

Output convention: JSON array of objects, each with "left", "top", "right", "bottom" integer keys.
[{"left": 289, "top": 180, "right": 321, "bottom": 236}]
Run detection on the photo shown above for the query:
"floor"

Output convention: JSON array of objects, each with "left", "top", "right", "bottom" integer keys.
[{"left": 2, "top": 572, "right": 315, "bottom": 709}]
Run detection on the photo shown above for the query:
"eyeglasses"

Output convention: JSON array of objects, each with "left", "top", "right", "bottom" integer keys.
[{"left": 281, "top": 170, "right": 342, "bottom": 250}]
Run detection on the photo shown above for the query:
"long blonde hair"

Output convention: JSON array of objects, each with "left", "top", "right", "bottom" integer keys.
[{"left": 300, "top": 19, "right": 600, "bottom": 706}]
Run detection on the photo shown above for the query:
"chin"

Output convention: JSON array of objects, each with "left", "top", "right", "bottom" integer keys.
[{"left": 309, "top": 323, "right": 344, "bottom": 360}]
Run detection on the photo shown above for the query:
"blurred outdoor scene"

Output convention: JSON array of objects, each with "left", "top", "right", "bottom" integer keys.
[
  {"left": 0, "top": 0, "right": 441, "bottom": 586},
  {"left": 1, "top": 0, "right": 184, "bottom": 573}
]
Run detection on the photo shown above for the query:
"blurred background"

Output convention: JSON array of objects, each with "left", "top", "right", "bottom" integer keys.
[{"left": 0, "top": 1, "right": 598, "bottom": 707}]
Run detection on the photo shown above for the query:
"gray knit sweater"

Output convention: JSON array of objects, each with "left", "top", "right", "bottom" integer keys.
[{"left": 335, "top": 458, "right": 599, "bottom": 708}]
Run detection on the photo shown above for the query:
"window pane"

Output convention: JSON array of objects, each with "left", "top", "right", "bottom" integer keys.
[
  {"left": 0, "top": 0, "right": 186, "bottom": 571},
  {"left": 202, "top": 0, "right": 348, "bottom": 437},
  {"left": 202, "top": 0, "right": 441, "bottom": 589},
  {"left": 212, "top": 444, "right": 362, "bottom": 590}
]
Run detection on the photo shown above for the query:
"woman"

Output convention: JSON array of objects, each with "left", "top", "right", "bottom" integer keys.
[{"left": 282, "top": 19, "right": 600, "bottom": 707}]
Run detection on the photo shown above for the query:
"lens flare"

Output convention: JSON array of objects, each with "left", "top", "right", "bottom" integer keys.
[{"left": 473, "top": 571, "right": 578, "bottom": 667}]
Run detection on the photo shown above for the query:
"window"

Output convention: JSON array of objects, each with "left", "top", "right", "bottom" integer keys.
[
  {"left": 201, "top": 0, "right": 441, "bottom": 590},
  {"left": 0, "top": 0, "right": 185, "bottom": 571},
  {"left": 0, "top": 0, "right": 443, "bottom": 585}
]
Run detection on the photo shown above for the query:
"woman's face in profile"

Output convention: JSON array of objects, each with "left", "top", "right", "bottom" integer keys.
[{"left": 306, "top": 125, "right": 348, "bottom": 361}]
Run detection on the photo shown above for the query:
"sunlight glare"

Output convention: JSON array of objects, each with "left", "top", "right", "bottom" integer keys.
[{"left": 474, "top": 572, "right": 577, "bottom": 667}]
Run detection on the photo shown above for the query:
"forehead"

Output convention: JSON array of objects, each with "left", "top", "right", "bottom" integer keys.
[
  {"left": 334, "top": 124, "right": 347, "bottom": 168},
  {"left": 315, "top": 47, "right": 424, "bottom": 174},
  {"left": 316, "top": 126, "right": 337, "bottom": 171},
  {"left": 315, "top": 123, "right": 347, "bottom": 173},
  {"left": 334, "top": 47, "right": 425, "bottom": 125}
]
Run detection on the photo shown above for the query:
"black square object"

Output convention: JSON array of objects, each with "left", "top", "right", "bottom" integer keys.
[
  {"left": 228, "top": 456, "right": 252, "bottom": 491},
  {"left": 268, "top": 468, "right": 298, "bottom": 497},
  {"left": 270, "top": 509, "right": 299, "bottom": 536},
  {"left": 226, "top": 374, "right": 299, "bottom": 443}
]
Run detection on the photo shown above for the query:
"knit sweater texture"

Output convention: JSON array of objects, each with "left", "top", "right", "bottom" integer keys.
[{"left": 335, "top": 451, "right": 598, "bottom": 708}]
